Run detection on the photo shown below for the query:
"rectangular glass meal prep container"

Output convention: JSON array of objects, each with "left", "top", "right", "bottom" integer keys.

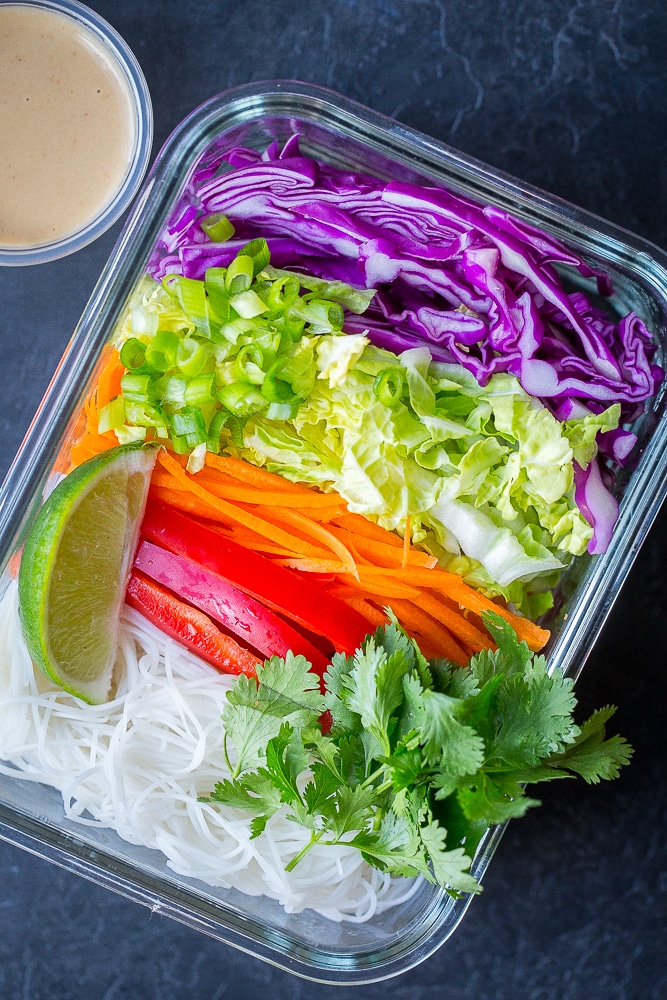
[{"left": 1, "top": 81, "right": 667, "bottom": 985}]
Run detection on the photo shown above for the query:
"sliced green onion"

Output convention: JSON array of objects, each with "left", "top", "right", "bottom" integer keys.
[
  {"left": 145, "top": 329, "right": 180, "bottom": 372},
  {"left": 225, "top": 255, "right": 254, "bottom": 294},
  {"left": 184, "top": 372, "right": 216, "bottom": 407},
  {"left": 292, "top": 297, "right": 344, "bottom": 331},
  {"left": 155, "top": 373, "right": 187, "bottom": 410},
  {"left": 238, "top": 237, "right": 270, "bottom": 275},
  {"left": 230, "top": 289, "right": 269, "bottom": 319},
  {"left": 200, "top": 213, "right": 235, "bottom": 242},
  {"left": 218, "top": 317, "right": 257, "bottom": 345},
  {"left": 169, "top": 433, "right": 190, "bottom": 455},
  {"left": 217, "top": 381, "right": 267, "bottom": 416},
  {"left": 234, "top": 344, "right": 265, "bottom": 384},
  {"left": 176, "top": 337, "right": 207, "bottom": 377},
  {"left": 120, "top": 372, "right": 154, "bottom": 403},
  {"left": 97, "top": 395, "right": 125, "bottom": 434},
  {"left": 163, "top": 275, "right": 210, "bottom": 336},
  {"left": 119, "top": 338, "right": 147, "bottom": 372},
  {"left": 373, "top": 368, "right": 405, "bottom": 409},
  {"left": 124, "top": 400, "right": 169, "bottom": 437},
  {"left": 206, "top": 407, "right": 229, "bottom": 454},
  {"left": 226, "top": 415, "right": 246, "bottom": 448},
  {"left": 265, "top": 401, "right": 300, "bottom": 421},
  {"left": 205, "top": 268, "right": 232, "bottom": 327},
  {"left": 260, "top": 371, "right": 299, "bottom": 403},
  {"left": 246, "top": 327, "right": 280, "bottom": 356},
  {"left": 266, "top": 273, "right": 300, "bottom": 312},
  {"left": 170, "top": 406, "right": 208, "bottom": 447}
]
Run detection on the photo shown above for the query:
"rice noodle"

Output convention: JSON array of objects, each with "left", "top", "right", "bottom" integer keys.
[{"left": 0, "top": 578, "right": 419, "bottom": 921}]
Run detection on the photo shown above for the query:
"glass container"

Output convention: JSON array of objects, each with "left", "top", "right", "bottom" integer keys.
[{"left": 0, "top": 82, "right": 666, "bottom": 984}]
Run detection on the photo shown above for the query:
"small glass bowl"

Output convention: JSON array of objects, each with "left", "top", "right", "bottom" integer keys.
[{"left": 0, "top": 0, "right": 152, "bottom": 266}]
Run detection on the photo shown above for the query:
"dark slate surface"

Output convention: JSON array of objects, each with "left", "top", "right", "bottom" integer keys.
[{"left": 0, "top": 2, "right": 665, "bottom": 997}]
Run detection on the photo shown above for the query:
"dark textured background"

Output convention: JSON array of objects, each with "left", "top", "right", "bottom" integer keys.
[{"left": 0, "top": 1, "right": 665, "bottom": 997}]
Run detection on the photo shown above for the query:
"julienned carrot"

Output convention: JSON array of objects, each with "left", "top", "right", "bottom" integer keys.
[
  {"left": 386, "top": 598, "right": 470, "bottom": 667},
  {"left": 255, "top": 505, "right": 358, "bottom": 579},
  {"left": 327, "top": 527, "right": 437, "bottom": 570},
  {"left": 203, "top": 523, "right": 327, "bottom": 559},
  {"left": 151, "top": 490, "right": 339, "bottom": 562},
  {"left": 151, "top": 469, "right": 345, "bottom": 511},
  {"left": 344, "top": 574, "right": 423, "bottom": 601},
  {"left": 150, "top": 478, "right": 348, "bottom": 564},
  {"left": 274, "top": 558, "right": 349, "bottom": 574},
  {"left": 159, "top": 454, "right": 359, "bottom": 575},
  {"left": 402, "top": 515, "right": 412, "bottom": 569},
  {"left": 414, "top": 591, "right": 491, "bottom": 653},
  {"left": 156, "top": 451, "right": 339, "bottom": 562},
  {"left": 332, "top": 511, "right": 405, "bottom": 548},
  {"left": 95, "top": 347, "right": 125, "bottom": 409},
  {"left": 331, "top": 593, "right": 389, "bottom": 629},
  {"left": 67, "top": 431, "right": 117, "bottom": 469},
  {"left": 205, "top": 452, "right": 309, "bottom": 493},
  {"left": 152, "top": 452, "right": 550, "bottom": 656},
  {"left": 356, "top": 566, "right": 549, "bottom": 652},
  {"left": 65, "top": 347, "right": 125, "bottom": 471}
]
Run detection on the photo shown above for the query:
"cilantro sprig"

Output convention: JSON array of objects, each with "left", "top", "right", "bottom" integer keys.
[{"left": 205, "top": 612, "right": 632, "bottom": 897}]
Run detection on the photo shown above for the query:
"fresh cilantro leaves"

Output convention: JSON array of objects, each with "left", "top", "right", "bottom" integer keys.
[{"left": 205, "top": 611, "right": 632, "bottom": 897}]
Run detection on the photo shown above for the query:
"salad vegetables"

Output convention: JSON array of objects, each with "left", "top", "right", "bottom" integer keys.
[
  {"left": 3, "top": 134, "right": 659, "bottom": 914},
  {"left": 210, "top": 611, "right": 631, "bottom": 897}
]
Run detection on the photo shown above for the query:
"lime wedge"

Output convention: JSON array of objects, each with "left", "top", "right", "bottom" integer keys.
[{"left": 18, "top": 442, "right": 158, "bottom": 704}]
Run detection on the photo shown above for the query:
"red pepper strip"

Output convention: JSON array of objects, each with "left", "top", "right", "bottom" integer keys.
[
  {"left": 126, "top": 571, "right": 260, "bottom": 678},
  {"left": 134, "top": 540, "right": 330, "bottom": 674},
  {"left": 141, "top": 499, "right": 370, "bottom": 656}
]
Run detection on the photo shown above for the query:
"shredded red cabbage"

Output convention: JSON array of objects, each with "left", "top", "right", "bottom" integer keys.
[{"left": 147, "top": 136, "right": 664, "bottom": 556}]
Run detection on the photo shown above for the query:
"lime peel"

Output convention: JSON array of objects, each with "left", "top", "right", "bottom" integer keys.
[{"left": 18, "top": 442, "right": 158, "bottom": 704}]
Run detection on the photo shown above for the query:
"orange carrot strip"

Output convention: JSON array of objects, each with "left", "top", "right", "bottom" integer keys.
[
  {"left": 94, "top": 347, "right": 125, "bottom": 410},
  {"left": 336, "top": 595, "right": 388, "bottom": 628},
  {"left": 332, "top": 511, "right": 405, "bottom": 548},
  {"left": 149, "top": 484, "right": 328, "bottom": 559},
  {"left": 255, "top": 505, "right": 359, "bottom": 579},
  {"left": 67, "top": 430, "right": 117, "bottom": 469},
  {"left": 63, "top": 347, "right": 126, "bottom": 472},
  {"left": 156, "top": 451, "right": 335, "bottom": 560},
  {"left": 204, "top": 453, "right": 307, "bottom": 492},
  {"left": 192, "top": 474, "right": 344, "bottom": 509},
  {"left": 274, "top": 558, "right": 349, "bottom": 574},
  {"left": 416, "top": 591, "right": 492, "bottom": 652},
  {"left": 343, "top": 574, "right": 422, "bottom": 600},
  {"left": 153, "top": 469, "right": 344, "bottom": 517},
  {"left": 357, "top": 566, "right": 549, "bottom": 651},
  {"left": 387, "top": 599, "right": 470, "bottom": 666},
  {"left": 402, "top": 515, "right": 412, "bottom": 569},
  {"left": 328, "top": 529, "right": 436, "bottom": 569}
]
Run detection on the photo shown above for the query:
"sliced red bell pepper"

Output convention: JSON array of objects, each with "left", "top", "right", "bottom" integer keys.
[
  {"left": 140, "top": 500, "right": 370, "bottom": 655},
  {"left": 126, "top": 571, "right": 260, "bottom": 677},
  {"left": 134, "top": 539, "right": 330, "bottom": 674}
]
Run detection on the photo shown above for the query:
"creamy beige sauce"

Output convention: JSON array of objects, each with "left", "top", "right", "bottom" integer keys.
[{"left": 0, "top": 5, "right": 135, "bottom": 248}]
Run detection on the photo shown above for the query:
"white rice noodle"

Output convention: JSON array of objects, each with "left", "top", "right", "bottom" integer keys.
[{"left": 0, "top": 579, "right": 419, "bottom": 921}]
